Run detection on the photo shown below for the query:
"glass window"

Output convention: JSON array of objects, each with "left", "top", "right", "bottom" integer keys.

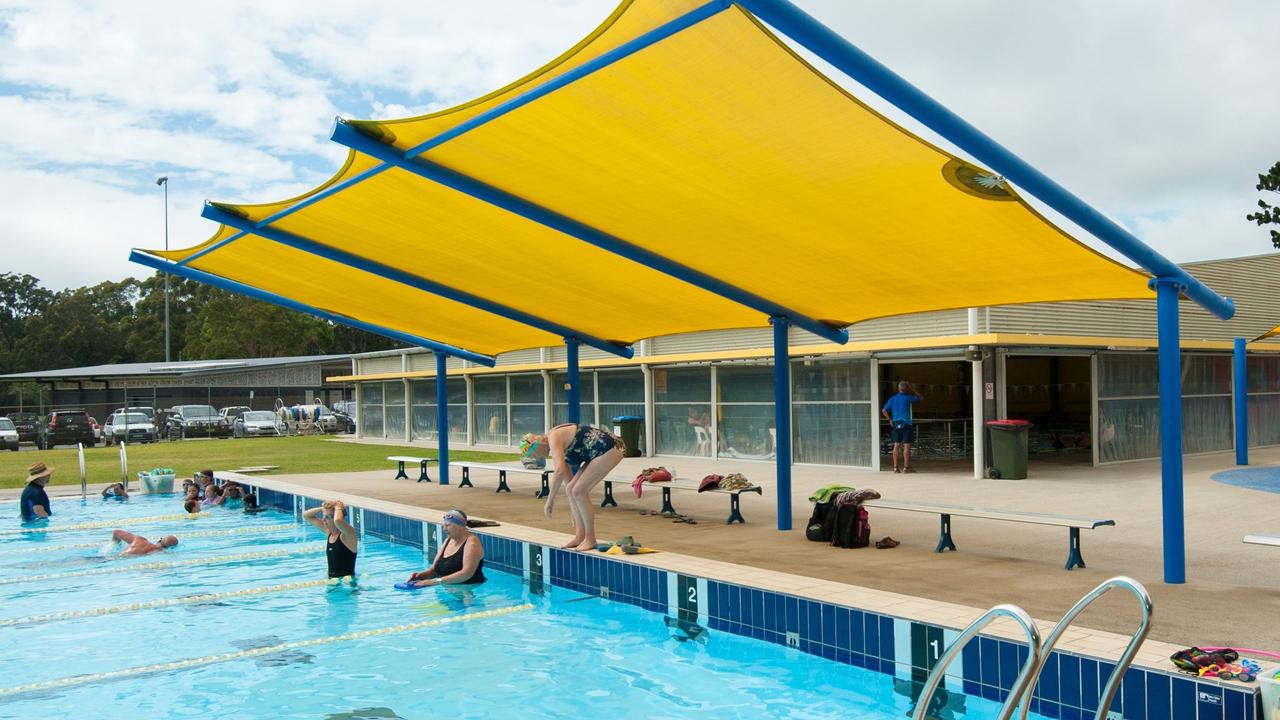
[
  {"left": 472, "top": 377, "right": 506, "bottom": 404},
  {"left": 598, "top": 370, "right": 644, "bottom": 440},
  {"left": 383, "top": 381, "right": 406, "bottom": 439},
  {"left": 473, "top": 376, "right": 507, "bottom": 445},
  {"left": 1096, "top": 354, "right": 1158, "bottom": 398},
  {"left": 715, "top": 365, "right": 775, "bottom": 460},
  {"left": 1182, "top": 355, "right": 1230, "bottom": 396},
  {"left": 411, "top": 380, "right": 436, "bottom": 441},
  {"left": 794, "top": 403, "right": 872, "bottom": 466},
  {"left": 717, "top": 365, "right": 774, "bottom": 403},
  {"left": 1249, "top": 394, "right": 1280, "bottom": 447},
  {"left": 509, "top": 375, "right": 544, "bottom": 404},
  {"left": 1248, "top": 356, "right": 1280, "bottom": 394},
  {"left": 551, "top": 371, "right": 596, "bottom": 427},
  {"left": 383, "top": 381, "right": 405, "bottom": 406},
  {"left": 412, "top": 380, "right": 434, "bottom": 405},
  {"left": 653, "top": 367, "right": 710, "bottom": 402},
  {"left": 656, "top": 403, "right": 712, "bottom": 457},
  {"left": 360, "top": 381, "right": 384, "bottom": 438},
  {"left": 361, "top": 382, "right": 383, "bottom": 405},
  {"left": 793, "top": 358, "right": 870, "bottom": 402}
]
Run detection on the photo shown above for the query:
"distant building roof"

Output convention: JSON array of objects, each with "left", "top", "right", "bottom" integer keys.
[{"left": 0, "top": 355, "right": 350, "bottom": 382}]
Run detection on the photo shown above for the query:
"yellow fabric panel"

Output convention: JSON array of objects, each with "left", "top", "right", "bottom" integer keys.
[
  {"left": 408, "top": 5, "right": 1147, "bottom": 326},
  {"left": 149, "top": 237, "right": 560, "bottom": 356},
  {"left": 256, "top": 165, "right": 762, "bottom": 344}
]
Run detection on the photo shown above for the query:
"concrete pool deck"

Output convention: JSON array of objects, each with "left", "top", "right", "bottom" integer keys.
[{"left": 241, "top": 443, "right": 1280, "bottom": 656}]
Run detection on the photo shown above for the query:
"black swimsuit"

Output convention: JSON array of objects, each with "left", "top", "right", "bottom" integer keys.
[
  {"left": 433, "top": 537, "right": 485, "bottom": 584},
  {"left": 326, "top": 533, "right": 357, "bottom": 578}
]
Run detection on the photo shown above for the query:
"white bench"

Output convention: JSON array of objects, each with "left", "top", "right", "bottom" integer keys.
[
  {"left": 387, "top": 455, "right": 436, "bottom": 483},
  {"left": 1244, "top": 534, "right": 1280, "bottom": 547},
  {"left": 229, "top": 465, "right": 279, "bottom": 474},
  {"left": 451, "top": 462, "right": 552, "bottom": 497},
  {"left": 861, "top": 498, "right": 1115, "bottom": 571},
  {"left": 601, "top": 477, "right": 763, "bottom": 525}
]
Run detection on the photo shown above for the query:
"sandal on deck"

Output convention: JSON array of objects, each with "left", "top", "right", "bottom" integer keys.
[{"left": 875, "top": 537, "right": 900, "bottom": 549}]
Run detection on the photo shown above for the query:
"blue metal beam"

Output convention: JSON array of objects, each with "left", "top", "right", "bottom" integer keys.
[
  {"left": 771, "top": 316, "right": 793, "bottom": 531},
  {"left": 566, "top": 339, "right": 581, "bottom": 426},
  {"left": 402, "top": 0, "right": 731, "bottom": 158},
  {"left": 737, "top": 0, "right": 1235, "bottom": 322},
  {"left": 1153, "top": 277, "right": 1185, "bottom": 584},
  {"left": 332, "top": 120, "right": 850, "bottom": 345},
  {"left": 1234, "top": 337, "right": 1248, "bottom": 466},
  {"left": 202, "top": 204, "right": 634, "bottom": 360},
  {"left": 437, "top": 352, "right": 451, "bottom": 484},
  {"left": 128, "top": 250, "right": 497, "bottom": 367}
]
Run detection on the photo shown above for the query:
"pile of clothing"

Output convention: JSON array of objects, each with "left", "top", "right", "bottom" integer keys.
[
  {"left": 697, "top": 473, "right": 754, "bottom": 492},
  {"left": 632, "top": 467, "right": 673, "bottom": 497}
]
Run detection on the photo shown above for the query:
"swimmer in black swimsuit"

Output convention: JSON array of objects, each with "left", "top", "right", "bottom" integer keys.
[
  {"left": 521, "top": 424, "right": 625, "bottom": 552},
  {"left": 404, "top": 509, "right": 486, "bottom": 587},
  {"left": 303, "top": 499, "right": 357, "bottom": 579}
]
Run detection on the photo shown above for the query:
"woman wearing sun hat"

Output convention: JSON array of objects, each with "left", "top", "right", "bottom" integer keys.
[
  {"left": 520, "top": 423, "right": 625, "bottom": 552},
  {"left": 404, "top": 509, "right": 486, "bottom": 587},
  {"left": 20, "top": 462, "right": 54, "bottom": 522}
]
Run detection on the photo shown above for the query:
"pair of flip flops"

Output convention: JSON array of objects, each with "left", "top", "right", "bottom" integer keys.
[
  {"left": 875, "top": 537, "right": 900, "bottom": 549},
  {"left": 596, "top": 536, "right": 655, "bottom": 555}
]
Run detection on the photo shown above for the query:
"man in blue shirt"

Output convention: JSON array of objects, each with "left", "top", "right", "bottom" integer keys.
[
  {"left": 20, "top": 462, "right": 53, "bottom": 522},
  {"left": 881, "top": 381, "right": 923, "bottom": 473}
]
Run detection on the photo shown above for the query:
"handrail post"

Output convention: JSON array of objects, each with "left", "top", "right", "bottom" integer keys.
[{"left": 913, "top": 604, "right": 1042, "bottom": 720}]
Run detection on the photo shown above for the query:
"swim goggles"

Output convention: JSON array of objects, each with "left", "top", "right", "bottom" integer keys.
[{"left": 442, "top": 510, "right": 467, "bottom": 526}]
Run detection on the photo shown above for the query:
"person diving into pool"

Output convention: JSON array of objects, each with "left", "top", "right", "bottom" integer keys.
[
  {"left": 303, "top": 499, "right": 357, "bottom": 579},
  {"left": 110, "top": 529, "right": 178, "bottom": 556}
]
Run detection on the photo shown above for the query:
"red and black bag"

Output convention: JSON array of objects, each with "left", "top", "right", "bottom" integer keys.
[{"left": 831, "top": 505, "right": 870, "bottom": 549}]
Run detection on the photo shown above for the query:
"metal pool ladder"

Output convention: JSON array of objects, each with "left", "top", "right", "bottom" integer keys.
[{"left": 912, "top": 576, "right": 1152, "bottom": 720}]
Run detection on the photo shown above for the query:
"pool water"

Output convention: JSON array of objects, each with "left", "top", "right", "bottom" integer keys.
[{"left": 0, "top": 494, "right": 1033, "bottom": 719}]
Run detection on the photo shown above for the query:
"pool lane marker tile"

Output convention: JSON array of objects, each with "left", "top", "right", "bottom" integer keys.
[{"left": 525, "top": 543, "right": 547, "bottom": 595}]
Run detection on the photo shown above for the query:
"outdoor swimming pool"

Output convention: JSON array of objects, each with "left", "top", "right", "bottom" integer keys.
[{"left": 0, "top": 493, "right": 1046, "bottom": 719}]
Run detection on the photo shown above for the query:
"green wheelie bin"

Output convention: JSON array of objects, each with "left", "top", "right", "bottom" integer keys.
[
  {"left": 612, "top": 416, "right": 643, "bottom": 458},
  {"left": 986, "top": 419, "right": 1032, "bottom": 479}
]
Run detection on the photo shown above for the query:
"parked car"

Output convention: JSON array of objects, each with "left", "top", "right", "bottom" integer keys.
[
  {"left": 0, "top": 418, "right": 19, "bottom": 451},
  {"left": 154, "top": 409, "right": 181, "bottom": 441},
  {"left": 165, "top": 405, "right": 232, "bottom": 439},
  {"left": 37, "top": 410, "right": 97, "bottom": 449},
  {"left": 104, "top": 411, "right": 158, "bottom": 444},
  {"left": 313, "top": 405, "right": 339, "bottom": 433},
  {"left": 6, "top": 412, "right": 40, "bottom": 443},
  {"left": 89, "top": 416, "right": 102, "bottom": 441},
  {"left": 331, "top": 401, "right": 357, "bottom": 434},
  {"left": 220, "top": 406, "right": 251, "bottom": 424},
  {"left": 233, "top": 410, "right": 285, "bottom": 438}
]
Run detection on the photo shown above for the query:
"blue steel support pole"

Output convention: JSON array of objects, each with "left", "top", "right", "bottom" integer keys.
[
  {"left": 566, "top": 339, "right": 581, "bottom": 426},
  {"left": 436, "top": 352, "right": 450, "bottom": 485},
  {"left": 1153, "top": 277, "right": 1185, "bottom": 584},
  {"left": 1235, "top": 337, "right": 1248, "bottom": 466},
  {"left": 737, "top": 0, "right": 1234, "bottom": 322},
  {"left": 771, "top": 317, "right": 793, "bottom": 531}
]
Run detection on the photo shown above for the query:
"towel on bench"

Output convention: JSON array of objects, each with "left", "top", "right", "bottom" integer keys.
[{"left": 632, "top": 467, "right": 672, "bottom": 497}]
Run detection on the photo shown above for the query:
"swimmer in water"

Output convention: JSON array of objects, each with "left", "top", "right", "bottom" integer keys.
[
  {"left": 111, "top": 529, "right": 178, "bottom": 557},
  {"left": 101, "top": 483, "right": 128, "bottom": 500}
]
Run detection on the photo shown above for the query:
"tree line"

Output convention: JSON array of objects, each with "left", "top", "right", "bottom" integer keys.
[{"left": 0, "top": 271, "right": 400, "bottom": 405}]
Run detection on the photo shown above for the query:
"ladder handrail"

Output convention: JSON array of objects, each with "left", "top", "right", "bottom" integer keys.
[
  {"left": 912, "top": 604, "right": 1043, "bottom": 720},
  {"left": 1017, "top": 576, "right": 1152, "bottom": 720}
]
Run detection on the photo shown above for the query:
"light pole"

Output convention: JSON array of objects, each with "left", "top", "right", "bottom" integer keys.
[{"left": 156, "top": 176, "right": 170, "bottom": 363}]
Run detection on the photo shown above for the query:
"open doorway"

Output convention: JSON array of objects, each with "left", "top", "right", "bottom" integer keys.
[
  {"left": 878, "top": 360, "right": 973, "bottom": 472},
  {"left": 1003, "top": 355, "right": 1092, "bottom": 465}
]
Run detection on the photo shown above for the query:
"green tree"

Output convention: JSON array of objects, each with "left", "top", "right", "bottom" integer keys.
[
  {"left": 183, "top": 288, "right": 335, "bottom": 358},
  {"left": 1247, "top": 161, "right": 1280, "bottom": 248},
  {"left": 0, "top": 273, "right": 53, "bottom": 372},
  {"left": 12, "top": 286, "right": 133, "bottom": 370}
]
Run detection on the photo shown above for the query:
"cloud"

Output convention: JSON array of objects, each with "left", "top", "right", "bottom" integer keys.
[{"left": 1, "top": 0, "right": 1277, "bottom": 294}]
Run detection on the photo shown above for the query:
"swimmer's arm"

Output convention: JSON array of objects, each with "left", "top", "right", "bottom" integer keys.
[
  {"left": 432, "top": 537, "right": 485, "bottom": 586},
  {"left": 332, "top": 502, "right": 357, "bottom": 547},
  {"left": 33, "top": 505, "right": 49, "bottom": 519},
  {"left": 301, "top": 506, "right": 326, "bottom": 532},
  {"left": 112, "top": 529, "right": 137, "bottom": 543}
]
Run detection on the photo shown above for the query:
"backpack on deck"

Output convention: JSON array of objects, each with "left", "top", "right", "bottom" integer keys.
[
  {"left": 831, "top": 505, "right": 870, "bottom": 549},
  {"left": 805, "top": 501, "right": 837, "bottom": 542}
]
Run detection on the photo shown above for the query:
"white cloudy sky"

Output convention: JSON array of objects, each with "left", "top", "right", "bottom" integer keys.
[{"left": 1, "top": 0, "right": 1277, "bottom": 290}]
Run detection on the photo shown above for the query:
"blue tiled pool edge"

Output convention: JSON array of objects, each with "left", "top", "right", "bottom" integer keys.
[{"left": 248, "top": 484, "right": 1259, "bottom": 720}]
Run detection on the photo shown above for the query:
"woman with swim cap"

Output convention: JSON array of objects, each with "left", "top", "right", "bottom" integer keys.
[
  {"left": 521, "top": 424, "right": 624, "bottom": 551},
  {"left": 404, "top": 509, "right": 486, "bottom": 587}
]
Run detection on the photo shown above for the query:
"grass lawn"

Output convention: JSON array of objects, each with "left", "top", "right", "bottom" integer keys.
[{"left": 0, "top": 437, "right": 515, "bottom": 490}]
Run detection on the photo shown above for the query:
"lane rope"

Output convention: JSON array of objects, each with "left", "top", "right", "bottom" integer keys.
[
  {"left": 0, "top": 575, "right": 353, "bottom": 627},
  {"left": 0, "top": 545, "right": 324, "bottom": 586},
  {"left": 0, "top": 512, "right": 211, "bottom": 536},
  {"left": 0, "top": 524, "right": 299, "bottom": 556},
  {"left": 0, "top": 603, "right": 535, "bottom": 697}
]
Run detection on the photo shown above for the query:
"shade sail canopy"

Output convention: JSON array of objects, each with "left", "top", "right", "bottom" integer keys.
[{"left": 138, "top": 0, "right": 1153, "bottom": 359}]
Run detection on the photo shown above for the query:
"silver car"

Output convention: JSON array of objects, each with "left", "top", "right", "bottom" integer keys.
[
  {"left": 234, "top": 410, "right": 284, "bottom": 438},
  {"left": 0, "top": 418, "right": 18, "bottom": 451}
]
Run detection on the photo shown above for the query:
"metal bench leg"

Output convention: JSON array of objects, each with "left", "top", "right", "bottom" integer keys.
[
  {"left": 496, "top": 470, "right": 512, "bottom": 493},
  {"left": 726, "top": 493, "right": 745, "bottom": 525},
  {"left": 600, "top": 480, "right": 617, "bottom": 508},
  {"left": 935, "top": 513, "right": 957, "bottom": 553},
  {"left": 417, "top": 460, "right": 432, "bottom": 483},
  {"left": 394, "top": 461, "right": 408, "bottom": 480},
  {"left": 459, "top": 466, "right": 474, "bottom": 489},
  {"left": 660, "top": 487, "right": 676, "bottom": 516},
  {"left": 536, "top": 472, "right": 550, "bottom": 499},
  {"left": 1065, "top": 527, "right": 1085, "bottom": 570}
]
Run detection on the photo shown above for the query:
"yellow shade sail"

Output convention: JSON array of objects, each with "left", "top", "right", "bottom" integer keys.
[{"left": 139, "top": 0, "right": 1150, "bottom": 359}]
